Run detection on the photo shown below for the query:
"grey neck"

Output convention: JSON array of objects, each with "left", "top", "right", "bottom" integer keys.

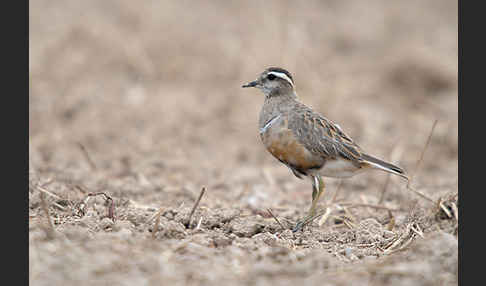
[
  {"left": 259, "top": 91, "right": 298, "bottom": 128},
  {"left": 263, "top": 88, "right": 297, "bottom": 100}
]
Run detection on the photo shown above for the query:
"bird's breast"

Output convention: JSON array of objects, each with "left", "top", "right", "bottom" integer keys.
[{"left": 260, "top": 117, "right": 323, "bottom": 170}]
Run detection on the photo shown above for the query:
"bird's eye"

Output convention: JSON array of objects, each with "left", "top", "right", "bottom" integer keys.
[{"left": 267, "top": 74, "right": 276, "bottom": 80}]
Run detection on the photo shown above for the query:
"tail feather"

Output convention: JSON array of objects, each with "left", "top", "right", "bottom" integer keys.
[{"left": 361, "top": 153, "right": 408, "bottom": 181}]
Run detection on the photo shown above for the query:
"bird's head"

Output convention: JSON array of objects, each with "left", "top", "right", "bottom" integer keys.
[{"left": 242, "top": 67, "right": 295, "bottom": 98}]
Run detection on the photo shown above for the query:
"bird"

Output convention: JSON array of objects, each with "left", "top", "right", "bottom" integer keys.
[{"left": 242, "top": 67, "right": 408, "bottom": 231}]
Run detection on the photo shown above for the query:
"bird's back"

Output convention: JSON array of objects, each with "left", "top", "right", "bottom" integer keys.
[{"left": 286, "top": 100, "right": 364, "bottom": 163}]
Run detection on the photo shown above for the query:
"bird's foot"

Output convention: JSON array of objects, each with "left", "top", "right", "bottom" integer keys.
[
  {"left": 292, "top": 209, "right": 328, "bottom": 232},
  {"left": 292, "top": 214, "right": 316, "bottom": 232},
  {"left": 292, "top": 219, "right": 306, "bottom": 232}
]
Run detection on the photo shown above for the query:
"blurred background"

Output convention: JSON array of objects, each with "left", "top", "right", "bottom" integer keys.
[
  {"left": 29, "top": 1, "right": 457, "bottom": 284},
  {"left": 29, "top": 0, "right": 457, "bottom": 190},
  {"left": 29, "top": 0, "right": 458, "bottom": 211}
]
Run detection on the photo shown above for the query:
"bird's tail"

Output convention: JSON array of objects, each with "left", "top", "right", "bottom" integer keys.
[{"left": 361, "top": 153, "right": 409, "bottom": 181}]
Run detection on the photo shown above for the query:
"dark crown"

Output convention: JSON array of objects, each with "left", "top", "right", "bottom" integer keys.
[{"left": 266, "top": 67, "right": 294, "bottom": 84}]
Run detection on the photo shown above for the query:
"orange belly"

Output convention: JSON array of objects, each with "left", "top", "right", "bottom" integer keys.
[{"left": 262, "top": 128, "right": 323, "bottom": 170}]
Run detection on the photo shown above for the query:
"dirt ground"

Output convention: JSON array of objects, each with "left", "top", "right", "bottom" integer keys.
[{"left": 29, "top": 1, "right": 458, "bottom": 285}]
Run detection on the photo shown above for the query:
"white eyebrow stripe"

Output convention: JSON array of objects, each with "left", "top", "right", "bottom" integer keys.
[{"left": 268, "top": 72, "right": 294, "bottom": 86}]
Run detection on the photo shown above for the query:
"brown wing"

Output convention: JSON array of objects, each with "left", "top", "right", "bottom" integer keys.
[{"left": 287, "top": 102, "right": 364, "bottom": 165}]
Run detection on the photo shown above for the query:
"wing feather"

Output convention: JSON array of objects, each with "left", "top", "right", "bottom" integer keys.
[{"left": 288, "top": 102, "right": 364, "bottom": 164}]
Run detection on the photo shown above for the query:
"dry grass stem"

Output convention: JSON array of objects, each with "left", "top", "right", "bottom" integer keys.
[
  {"left": 74, "top": 184, "right": 88, "bottom": 194},
  {"left": 439, "top": 201, "right": 452, "bottom": 218},
  {"left": 378, "top": 174, "right": 391, "bottom": 204},
  {"left": 152, "top": 208, "right": 162, "bottom": 239},
  {"left": 385, "top": 235, "right": 416, "bottom": 255},
  {"left": 343, "top": 219, "right": 356, "bottom": 229},
  {"left": 318, "top": 207, "right": 332, "bottom": 226},
  {"left": 195, "top": 216, "right": 203, "bottom": 230},
  {"left": 186, "top": 187, "right": 206, "bottom": 228},
  {"left": 32, "top": 183, "right": 67, "bottom": 211},
  {"left": 76, "top": 142, "right": 98, "bottom": 171},
  {"left": 407, "top": 119, "right": 438, "bottom": 191},
  {"left": 35, "top": 185, "right": 62, "bottom": 201},
  {"left": 410, "top": 223, "right": 424, "bottom": 238},
  {"left": 52, "top": 202, "right": 67, "bottom": 211},
  {"left": 383, "top": 223, "right": 423, "bottom": 255},
  {"left": 378, "top": 143, "right": 403, "bottom": 204},
  {"left": 147, "top": 206, "right": 166, "bottom": 224},
  {"left": 383, "top": 234, "right": 403, "bottom": 251},
  {"left": 40, "top": 177, "right": 54, "bottom": 187},
  {"left": 399, "top": 120, "right": 439, "bottom": 204},
  {"left": 450, "top": 202, "right": 458, "bottom": 221},
  {"left": 339, "top": 202, "right": 399, "bottom": 212},
  {"left": 383, "top": 236, "right": 406, "bottom": 255},
  {"left": 332, "top": 213, "right": 357, "bottom": 229},
  {"left": 267, "top": 208, "right": 286, "bottom": 230},
  {"left": 330, "top": 180, "right": 343, "bottom": 204},
  {"left": 343, "top": 206, "right": 356, "bottom": 221},
  {"left": 406, "top": 185, "right": 435, "bottom": 203},
  {"left": 39, "top": 192, "right": 55, "bottom": 239},
  {"left": 386, "top": 210, "right": 396, "bottom": 231}
]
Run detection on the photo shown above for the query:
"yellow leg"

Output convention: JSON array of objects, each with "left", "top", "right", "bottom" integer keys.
[
  {"left": 309, "top": 175, "right": 325, "bottom": 217},
  {"left": 293, "top": 175, "right": 326, "bottom": 232}
]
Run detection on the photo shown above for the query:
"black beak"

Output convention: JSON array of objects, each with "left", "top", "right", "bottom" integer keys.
[{"left": 242, "top": 81, "right": 258, "bottom": 88}]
